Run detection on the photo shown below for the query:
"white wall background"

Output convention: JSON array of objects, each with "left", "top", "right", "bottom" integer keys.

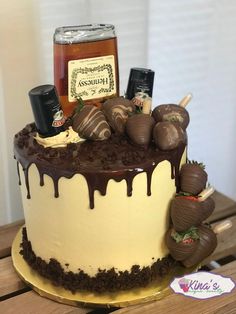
[{"left": 1, "top": 0, "right": 236, "bottom": 225}]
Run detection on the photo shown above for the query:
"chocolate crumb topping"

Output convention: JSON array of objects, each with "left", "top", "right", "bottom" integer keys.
[{"left": 20, "top": 227, "right": 178, "bottom": 293}]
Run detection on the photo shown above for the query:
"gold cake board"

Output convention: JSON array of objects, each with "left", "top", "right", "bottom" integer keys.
[{"left": 12, "top": 227, "right": 198, "bottom": 308}]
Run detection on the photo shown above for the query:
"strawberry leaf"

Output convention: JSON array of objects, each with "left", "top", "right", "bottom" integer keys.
[
  {"left": 186, "top": 159, "right": 206, "bottom": 170},
  {"left": 171, "top": 227, "right": 200, "bottom": 243},
  {"left": 74, "top": 97, "right": 85, "bottom": 114}
]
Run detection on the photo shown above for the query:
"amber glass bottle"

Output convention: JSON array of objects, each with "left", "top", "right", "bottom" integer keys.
[{"left": 54, "top": 24, "right": 119, "bottom": 116}]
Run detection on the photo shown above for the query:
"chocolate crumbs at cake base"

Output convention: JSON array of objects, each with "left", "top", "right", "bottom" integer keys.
[{"left": 20, "top": 227, "right": 178, "bottom": 293}]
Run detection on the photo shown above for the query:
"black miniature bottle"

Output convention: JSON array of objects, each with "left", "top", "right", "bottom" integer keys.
[
  {"left": 29, "top": 85, "right": 65, "bottom": 137},
  {"left": 126, "top": 68, "right": 155, "bottom": 100}
]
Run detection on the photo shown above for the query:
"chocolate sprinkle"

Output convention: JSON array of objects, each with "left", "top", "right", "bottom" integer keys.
[{"left": 20, "top": 227, "right": 178, "bottom": 293}]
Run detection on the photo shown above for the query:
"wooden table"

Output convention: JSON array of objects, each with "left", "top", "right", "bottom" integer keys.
[{"left": 1, "top": 191, "right": 236, "bottom": 314}]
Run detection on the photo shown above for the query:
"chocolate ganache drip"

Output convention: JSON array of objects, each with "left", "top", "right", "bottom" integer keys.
[{"left": 14, "top": 123, "right": 186, "bottom": 209}]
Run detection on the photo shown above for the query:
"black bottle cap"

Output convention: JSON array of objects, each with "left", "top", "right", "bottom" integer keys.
[
  {"left": 29, "top": 85, "right": 65, "bottom": 137},
  {"left": 126, "top": 68, "right": 155, "bottom": 100}
]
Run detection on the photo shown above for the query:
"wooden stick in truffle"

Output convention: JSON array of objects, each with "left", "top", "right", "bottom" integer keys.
[
  {"left": 179, "top": 93, "right": 193, "bottom": 108},
  {"left": 213, "top": 219, "right": 232, "bottom": 234},
  {"left": 198, "top": 186, "right": 215, "bottom": 202}
]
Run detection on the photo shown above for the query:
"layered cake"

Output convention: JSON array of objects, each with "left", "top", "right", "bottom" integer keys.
[
  {"left": 14, "top": 87, "right": 218, "bottom": 293},
  {"left": 13, "top": 23, "right": 218, "bottom": 294}
]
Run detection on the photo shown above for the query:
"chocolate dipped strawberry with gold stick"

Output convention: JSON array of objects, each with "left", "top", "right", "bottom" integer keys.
[
  {"left": 152, "top": 94, "right": 192, "bottom": 130},
  {"left": 198, "top": 186, "right": 215, "bottom": 220},
  {"left": 190, "top": 221, "right": 231, "bottom": 268},
  {"left": 165, "top": 227, "right": 200, "bottom": 261},
  {"left": 171, "top": 187, "right": 215, "bottom": 232},
  {"left": 180, "top": 161, "right": 208, "bottom": 195},
  {"left": 167, "top": 220, "right": 232, "bottom": 268},
  {"left": 182, "top": 224, "right": 217, "bottom": 267}
]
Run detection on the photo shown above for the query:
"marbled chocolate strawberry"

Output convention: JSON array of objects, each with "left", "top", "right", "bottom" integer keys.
[
  {"left": 153, "top": 121, "right": 186, "bottom": 151},
  {"left": 180, "top": 162, "right": 207, "bottom": 195},
  {"left": 102, "top": 97, "right": 135, "bottom": 134},
  {"left": 152, "top": 104, "right": 190, "bottom": 130}
]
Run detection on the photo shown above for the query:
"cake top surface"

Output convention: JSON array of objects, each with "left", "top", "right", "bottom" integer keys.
[
  {"left": 14, "top": 117, "right": 186, "bottom": 209},
  {"left": 14, "top": 122, "right": 185, "bottom": 174}
]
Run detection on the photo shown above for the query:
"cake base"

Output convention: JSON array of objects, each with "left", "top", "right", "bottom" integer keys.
[{"left": 12, "top": 227, "right": 198, "bottom": 308}]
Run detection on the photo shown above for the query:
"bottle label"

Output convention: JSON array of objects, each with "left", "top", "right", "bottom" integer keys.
[
  {"left": 68, "top": 55, "right": 116, "bottom": 102},
  {"left": 52, "top": 109, "right": 66, "bottom": 127}
]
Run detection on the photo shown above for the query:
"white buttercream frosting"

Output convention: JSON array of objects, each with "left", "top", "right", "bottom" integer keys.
[{"left": 34, "top": 127, "right": 84, "bottom": 148}]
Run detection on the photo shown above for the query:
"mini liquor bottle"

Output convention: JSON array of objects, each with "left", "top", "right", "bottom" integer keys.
[
  {"left": 29, "top": 85, "right": 65, "bottom": 137},
  {"left": 126, "top": 68, "right": 155, "bottom": 100},
  {"left": 54, "top": 24, "right": 119, "bottom": 116}
]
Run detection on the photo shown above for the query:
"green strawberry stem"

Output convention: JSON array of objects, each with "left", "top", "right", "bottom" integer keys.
[
  {"left": 171, "top": 226, "right": 200, "bottom": 243},
  {"left": 186, "top": 159, "right": 206, "bottom": 170},
  {"left": 176, "top": 191, "right": 200, "bottom": 198},
  {"left": 74, "top": 97, "right": 85, "bottom": 114}
]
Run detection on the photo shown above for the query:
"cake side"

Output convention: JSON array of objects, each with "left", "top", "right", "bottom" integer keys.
[{"left": 14, "top": 123, "right": 186, "bottom": 290}]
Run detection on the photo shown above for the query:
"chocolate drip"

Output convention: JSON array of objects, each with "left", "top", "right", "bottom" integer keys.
[
  {"left": 54, "top": 178, "right": 59, "bottom": 198},
  {"left": 23, "top": 167, "right": 30, "bottom": 199},
  {"left": 125, "top": 176, "right": 133, "bottom": 197},
  {"left": 83, "top": 173, "right": 111, "bottom": 209},
  {"left": 14, "top": 124, "right": 186, "bottom": 209},
  {"left": 146, "top": 166, "right": 156, "bottom": 196},
  {"left": 38, "top": 168, "right": 44, "bottom": 187},
  {"left": 16, "top": 162, "right": 21, "bottom": 185},
  {"left": 171, "top": 163, "right": 175, "bottom": 180},
  {"left": 125, "top": 170, "right": 140, "bottom": 197}
]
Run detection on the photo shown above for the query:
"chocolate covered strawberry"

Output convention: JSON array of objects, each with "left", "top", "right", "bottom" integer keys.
[
  {"left": 171, "top": 195, "right": 203, "bottom": 232},
  {"left": 165, "top": 227, "right": 199, "bottom": 261},
  {"left": 182, "top": 225, "right": 217, "bottom": 268},
  {"left": 171, "top": 192, "right": 215, "bottom": 232},
  {"left": 180, "top": 161, "right": 207, "bottom": 195},
  {"left": 200, "top": 196, "right": 215, "bottom": 221},
  {"left": 72, "top": 105, "right": 111, "bottom": 141},
  {"left": 126, "top": 113, "right": 155, "bottom": 147},
  {"left": 102, "top": 97, "right": 135, "bottom": 134}
]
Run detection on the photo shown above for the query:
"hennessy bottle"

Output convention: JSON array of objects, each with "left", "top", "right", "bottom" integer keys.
[{"left": 54, "top": 24, "right": 119, "bottom": 116}]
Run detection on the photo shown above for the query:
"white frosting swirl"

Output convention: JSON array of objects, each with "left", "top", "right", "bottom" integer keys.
[{"left": 34, "top": 127, "right": 84, "bottom": 148}]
